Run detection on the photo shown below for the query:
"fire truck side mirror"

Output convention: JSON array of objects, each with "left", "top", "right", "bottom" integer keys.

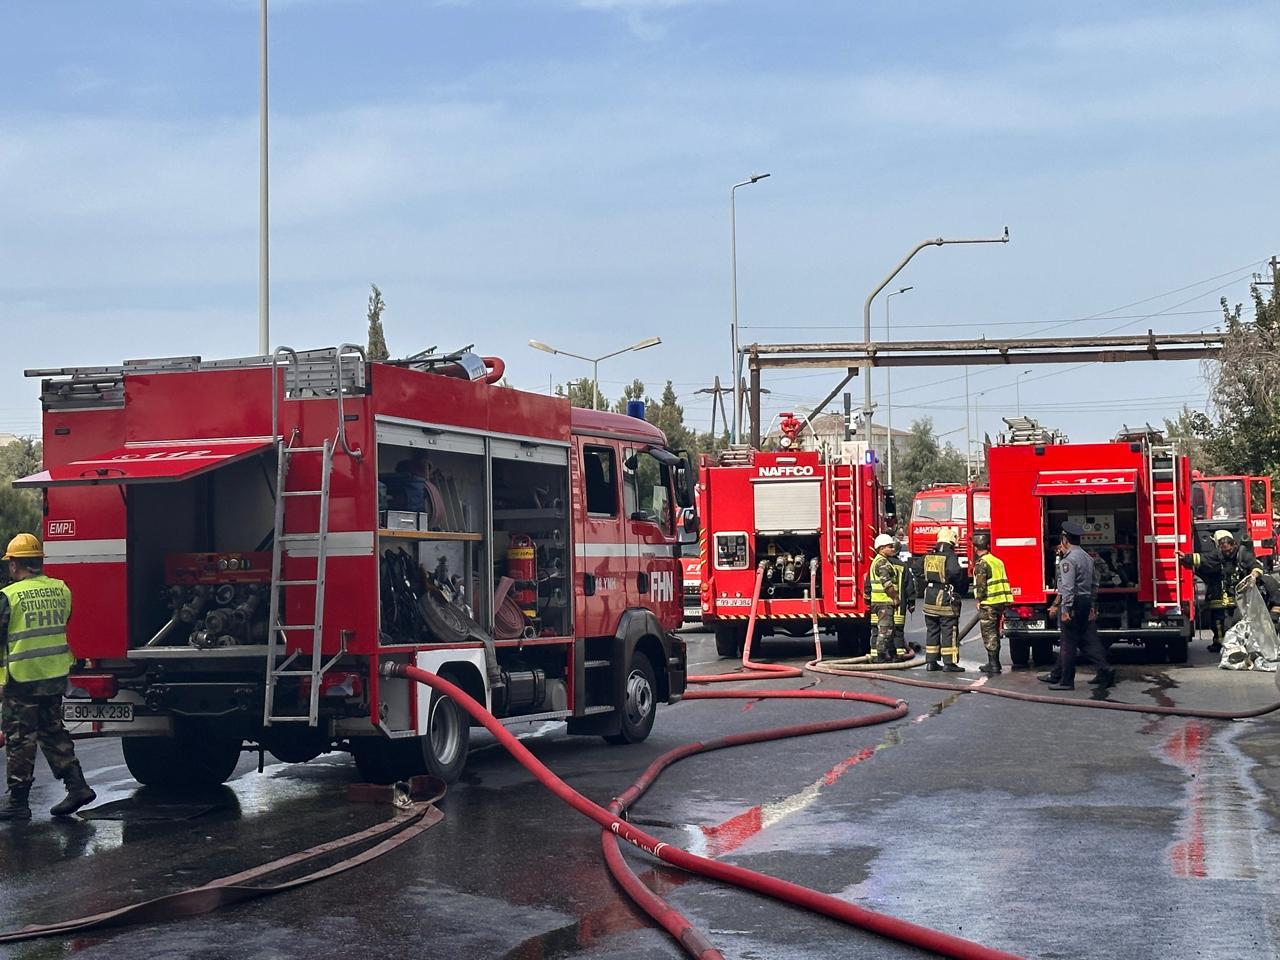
[
  {"left": 884, "top": 488, "right": 897, "bottom": 519},
  {"left": 674, "top": 450, "right": 696, "bottom": 509},
  {"left": 681, "top": 506, "right": 698, "bottom": 536}
]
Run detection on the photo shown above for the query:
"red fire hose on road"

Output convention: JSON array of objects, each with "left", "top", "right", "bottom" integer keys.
[{"left": 389, "top": 564, "right": 1027, "bottom": 960}]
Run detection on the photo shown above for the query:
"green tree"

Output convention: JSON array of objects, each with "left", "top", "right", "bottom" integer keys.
[
  {"left": 894, "top": 418, "right": 967, "bottom": 502},
  {"left": 1163, "top": 406, "right": 1217, "bottom": 474},
  {"left": 0, "top": 438, "right": 42, "bottom": 551},
  {"left": 366, "top": 284, "right": 389, "bottom": 361},
  {"left": 1199, "top": 274, "right": 1280, "bottom": 476},
  {"left": 555, "top": 377, "right": 606, "bottom": 410}
]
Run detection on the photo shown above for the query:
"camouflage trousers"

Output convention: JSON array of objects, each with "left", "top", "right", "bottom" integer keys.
[
  {"left": 3, "top": 691, "right": 79, "bottom": 790},
  {"left": 871, "top": 604, "right": 898, "bottom": 659},
  {"left": 978, "top": 603, "right": 1008, "bottom": 654}
]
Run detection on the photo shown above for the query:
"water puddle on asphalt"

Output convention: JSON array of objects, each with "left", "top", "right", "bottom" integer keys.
[
  {"left": 1158, "top": 718, "right": 1264, "bottom": 880},
  {"left": 681, "top": 692, "right": 965, "bottom": 859}
]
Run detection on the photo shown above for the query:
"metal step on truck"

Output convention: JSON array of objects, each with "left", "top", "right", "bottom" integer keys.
[{"left": 18, "top": 345, "right": 693, "bottom": 787}]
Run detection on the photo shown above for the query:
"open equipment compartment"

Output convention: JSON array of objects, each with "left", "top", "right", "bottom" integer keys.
[{"left": 127, "top": 451, "right": 278, "bottom": 650}]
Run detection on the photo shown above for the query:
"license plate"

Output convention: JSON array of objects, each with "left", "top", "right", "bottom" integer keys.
[
  {"left": 63, "top": 702, "right": 134, "bottom": 723},
  {"left": 1024, "top": 620, "right": 1047, "bottom": 630}
]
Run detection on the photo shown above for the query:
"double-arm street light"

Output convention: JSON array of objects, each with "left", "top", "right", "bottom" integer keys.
[
  {"left": 883, "top": 285, "right": 913, "bottom": 487},
  {"left": 529, "top": 337, "right": 662, "bottom": 411},
  {"left": 730, "top": 172, "right": 771, "bottom": 444},
  {"left": 861, "top": 228, "right": 1010, "bottom": 451}
]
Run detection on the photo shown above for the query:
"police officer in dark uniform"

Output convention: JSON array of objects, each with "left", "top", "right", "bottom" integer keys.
[{"left": 1041, "top": 521, "right": 1114, "bottom": 691}]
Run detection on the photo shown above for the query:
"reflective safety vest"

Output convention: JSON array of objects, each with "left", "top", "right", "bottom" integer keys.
[
  {"left": 922, "top": 553, "right": 958, "bottom": 617},
  {"left": 869, "top": 555, "right": 902, "bottom": 606},
  {"left": 1, "top": 574, "right": 74, "bottom": 685},
  {"left": 976, "top": 554, "right": 1014, "bottom": 606}
]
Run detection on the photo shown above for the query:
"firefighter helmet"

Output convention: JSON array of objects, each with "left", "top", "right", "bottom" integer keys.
[
  {"left": 936, "top": 526, "right": 958, "bottom": 546},
  {"left": 1213, "top": 529, "right": 1235, "bottom": 544},
  {"left": 972, "top": 532, "right": 991, "bottom": 551},
  {"left": 873, "top": 533, "right": 897, "bottom": 550},
  {"left": 2, "top": 533, "right": 43, "bottom": 560}
]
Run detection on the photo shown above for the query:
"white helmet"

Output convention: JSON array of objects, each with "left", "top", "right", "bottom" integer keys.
[
  {"left": 936, "top": 526, "right": 959, "bottom": 546},
  {"left": 874, "top": 533, "right": 897, "bottom": 550}
]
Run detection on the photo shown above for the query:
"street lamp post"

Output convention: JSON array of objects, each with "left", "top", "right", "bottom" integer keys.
[
  {"left": 529, "top": 337, "right": 662, "bottom": 411},
  {"left": 884, "top": 285, "right": 913, "bottom": 488},
  {"left": 730, "top": 173, "right": 770, "bottom": 444},
  {"left": 258, "top": 0, "right": 270, "bottom": 356},
  {"left": 1015, "top": 368, "right": 1033, "bottom": 416},
  {"left": 861, "top": 228, "right": 1010, "bottom": 453}
]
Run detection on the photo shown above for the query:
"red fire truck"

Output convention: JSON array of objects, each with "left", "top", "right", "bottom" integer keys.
[
  {"left": 907, "top": 482, "right": 990, "bottom": 571},
  {"left": 679, "top": 549, "right": 702, "bottom": 621},
  {"left": 696, "top": 437, "right": 886, "bottom": 659},
  {"left": 1190, "top": 473, "right": 1275, "bottom": 569},
  {"left": 989, "top": 421, "right": 1195, "bottom": 665},
  {"left": 18, "top": 346, "right": 691, "bottom": 788}
]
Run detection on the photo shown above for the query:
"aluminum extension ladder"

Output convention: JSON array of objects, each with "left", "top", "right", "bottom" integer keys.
[
  {"left": 263, "top": 437, "right": 341, "bottom": 726},
  {"left": 1147, "top": 443, "right": 1184, "bottom": 613},
  {"left": 262, "top": 344, "right": 365, "bottom": 727},
  {"left": 829, "top": 464, "right": 861, "bottom": 608}
]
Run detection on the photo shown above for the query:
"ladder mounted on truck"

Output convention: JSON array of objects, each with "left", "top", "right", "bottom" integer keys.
[
  {"left": 1146, "top": 441, "right": 1184, "bottom": 613},
  {"left": 829, "top": 465, "right": 862, "bottom": 608},
  {"left": 263, "top": 345, "right": 366, "bottom": 727}
]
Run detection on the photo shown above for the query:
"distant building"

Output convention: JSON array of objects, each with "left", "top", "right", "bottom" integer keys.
[{"left": 0, "top": 433, "right": 20, "bottom": 447}]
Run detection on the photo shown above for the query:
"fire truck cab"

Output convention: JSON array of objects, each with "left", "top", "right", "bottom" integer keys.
[
  {"left": 989, "top": 420, "right": 1195, "bottom": 666},
  {"left": 1191, "top": 473, "right": 1274, "bottom": 570},
  {"left": 19, "top": 347, "right": 691, "bottom": 788},
  {"left": 907, "top": 482, "right": 990, "bottom": 573},
  {"left": 697, "top": 443, "right": 883, "bottom": 659}
]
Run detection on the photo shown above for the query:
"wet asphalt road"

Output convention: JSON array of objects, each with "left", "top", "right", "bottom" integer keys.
[{"left": 2, "top": 607, "right": 1279, "bottom": 960}]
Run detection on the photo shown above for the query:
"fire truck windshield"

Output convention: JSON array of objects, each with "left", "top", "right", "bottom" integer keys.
[
  {"left": 973, "top": 492, "right": 990, "bottom": 525},
  {"left": 912, "top": 493, "right": 967, "bottom": 522}
]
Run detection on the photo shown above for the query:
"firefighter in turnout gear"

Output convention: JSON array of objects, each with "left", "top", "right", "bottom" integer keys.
[
  {"left": 972, "top": 532, "right": 1013, "bottom": 675},
  {"left": 0, "top": 534, "right": 96, "bottom": 822},
  {"left": 1180, "top": 529, "right": 1262, "bottom": 653},
  {"left": 868, "top": 534, "right": 905, "bottom": 662},
  {"left": 919, "top": 527, "right": 966, "bottom": 672}
]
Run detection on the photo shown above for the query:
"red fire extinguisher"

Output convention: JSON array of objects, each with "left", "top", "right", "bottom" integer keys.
[{"left": 507, "top": 534, "right": 538, "bottom": 619}]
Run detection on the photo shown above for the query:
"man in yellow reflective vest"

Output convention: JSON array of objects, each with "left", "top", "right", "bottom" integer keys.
[
  {"left": 868, "top": 533, "right": 908, "bottom": 662},
  {"left": 972, "top": 532, "right": 1014, "bottom": 675},
  {"left": 0, "top": 534, "right": 96, "bottom": 822}
]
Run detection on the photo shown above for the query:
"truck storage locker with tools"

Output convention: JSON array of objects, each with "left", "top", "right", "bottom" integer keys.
[
  {"left": 17, "top": 346, "right": 692, "bottom": 787},
  {"left": 988, "top": 419, "right": 1195, "bottom": 666},
  {"left": 696, "top": 430, "right": 886, "bottom": 659}
]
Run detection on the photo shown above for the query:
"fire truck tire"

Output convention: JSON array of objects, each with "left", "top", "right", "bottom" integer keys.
[
  {"left": 1009, "top": 636, "right": 1031, "bottom": 668},
  {"left": 420, "top": 669, "right": 470, "bottom": 782},
  {"left": 1031, "top": 637, "right": 1055, "bottom": 667},
  {"left": 835, "top": 622, "right": 870, "bottom": 658},
  {"left": 351, "top": 736, "right": 427, "bottom": 785},
  {"left": 605, "top": 655, "right": 658, "bottom": 745},
  {"left": 122, "top": 732, "right": 242, "bottom": 788},
  {"left": 714, "top": 623, "right": 745, "bottom": 658},
  {"left": 1167, "top": 636, "right": 1189, "bottom": 663}
]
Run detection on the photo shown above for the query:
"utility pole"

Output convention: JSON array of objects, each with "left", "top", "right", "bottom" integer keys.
[{"left": 695, "top": 377, "right": 733, "bottom": 436}]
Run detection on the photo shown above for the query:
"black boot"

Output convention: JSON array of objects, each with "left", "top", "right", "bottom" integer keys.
[
  {"left": 1208, "top": 641, "right": 1223, "bottom": 654},
  {"left": 1089, "top": 667, "right": 1116, "bottom": 688},
  {"left": 979, "top": 652, "right": 1002, "bottom": 675},
  {"left": 925, "top": 660, "right": 942, "bottom": 672},
  {"left": 0, "top": 787, "right": 32, "bottom": 822},
  {"left": 50, "top": 764, "right": 96, "bottom": 818},
  {"left": 942, "top": 661, "right": 965, "bottom": 673}
]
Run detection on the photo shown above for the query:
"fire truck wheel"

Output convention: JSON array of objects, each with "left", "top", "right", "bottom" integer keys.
[
  {"left": 122, "top": 732, "right": 241, "bottom": 789},
  {"left": 421, "top": 669, "right": 469, "bottom": 783},
  {"left": 1009, "top": 636, "right": 1031, "bottom": 668},
  {"left": 1166, "top": 636, "right": 1189, "bottom": 663},
  {"left": 714, "top": 623, "right": 746, "bottom": 658},
  {"left": 605, "top": 655, "right": 658, "bottom": 745},
  {"left": 1031, "top": 637, "right": 1056, "bottom": 667}
]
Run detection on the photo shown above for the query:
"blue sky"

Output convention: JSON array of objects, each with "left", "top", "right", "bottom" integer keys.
[{"left": 1, "top": 1, "right": 1276, "bottom": 449}]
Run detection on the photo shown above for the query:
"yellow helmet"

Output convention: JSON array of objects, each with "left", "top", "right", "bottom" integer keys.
[{"left": 3, "top": 533, "right": 43, "bottom": 560}]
